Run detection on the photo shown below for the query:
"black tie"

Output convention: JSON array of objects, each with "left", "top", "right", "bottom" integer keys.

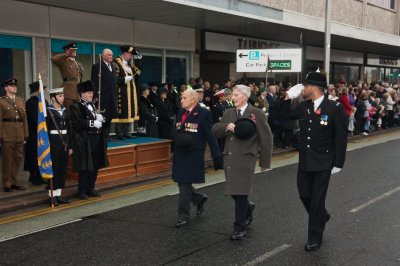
[{"left": 237, "top": 109, "right": 241, "bottom": 119}]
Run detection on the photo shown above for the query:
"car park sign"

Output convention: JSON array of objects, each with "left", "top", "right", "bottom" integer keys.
[{"left": 236, "top": 49, "right": 302, "bottom": 73}]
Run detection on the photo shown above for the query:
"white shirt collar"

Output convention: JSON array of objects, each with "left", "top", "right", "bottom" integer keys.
[
  {"left": 237, "top": 103, "right": 248, "bottom": 116},
  {"left": 313, "top": 95, "right": 324, "bottom": 111},
  {"left": 122, "top": 58, "right": 128, "bottom": 65}
]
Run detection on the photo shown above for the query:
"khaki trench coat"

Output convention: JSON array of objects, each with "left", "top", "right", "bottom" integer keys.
[{"left": 212, "top": 104, "right": 273, "bottom": 195}]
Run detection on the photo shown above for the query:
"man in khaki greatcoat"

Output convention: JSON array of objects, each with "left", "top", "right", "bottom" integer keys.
[
  {"left": 212, "top": 84, "right": 273, "bottom": 240},
  {"left": 0, "top": 79, "right": 28, "bottom": 192},
  {"left": 51, "top": 42, "right": 83, "bottom": 108}
]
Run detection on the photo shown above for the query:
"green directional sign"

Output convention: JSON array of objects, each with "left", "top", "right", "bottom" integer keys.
[{"left": 270, "top": 60, "right": 292, "bottom": 70}]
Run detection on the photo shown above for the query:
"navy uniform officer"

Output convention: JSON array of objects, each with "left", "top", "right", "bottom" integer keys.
[
  {"left": 172, "top": 89, "right": 222, "bottom": 227},
  {"left": 46, "top": 87, "right": 72, "bottom": 205},
  {"left": 277, "top": 72, "right": 348, "bottom": 251},
  {"left": 0, "top": 78, "right": 28, "bottom": 192},
  {"left": 70, "top": 81, "right": 109, "bottom": 200}
]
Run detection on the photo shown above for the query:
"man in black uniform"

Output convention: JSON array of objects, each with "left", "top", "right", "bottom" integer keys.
[
  {"left": 91, "top": 48, "right": 118, "bottom": 140},
  {"left": 278, "top": 72, "right": 347, "bottom": 251},
  {"left": 70, "top": 81, "right": 109, "bottom": 199},
  {"left": 24, "top": 81, "right": 47, "bottom": 185},
  {"left": 46, "top": 87, "right": 72, "bottom": 205}
]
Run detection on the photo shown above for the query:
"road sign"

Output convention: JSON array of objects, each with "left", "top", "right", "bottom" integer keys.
[{"left": 236, "top": 49, "right": 302, "bottom": 73}]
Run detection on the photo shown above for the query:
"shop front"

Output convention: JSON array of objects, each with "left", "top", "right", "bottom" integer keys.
[{"left": 364, "top": 54, "right": 400, "bottom": 84}]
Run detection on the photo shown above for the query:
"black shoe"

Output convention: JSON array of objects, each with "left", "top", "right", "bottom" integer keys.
[
  {"left": 87, "top": 190, "right": 101, "bottom": 197},
  {"left": 304, "top": 241, "right": 321, "bottom": 251},
  {"left": 30, "top": 181, "right": 43, "bottom": 186},
  {"left": 196, "top": 196, "right": 208, "bottom": 216},
  {"left": 77, "top": 193, "right": 89, "bottom": 200},
  {"left": 326, "top": 213, "right": 331, "bottom": 223},
  {"left": 49, "top": 197, "right": 59, "bottom": 207},
  {"left": 230, "top": 230, "right": 247, "bottom": 240},
  {"left": 175, "top": 220, "right": 188, "bottom": 228},
  {"left": 56, "top": 196, "right": 70, "bottom": 204},
  {"left": 3, "top": 187, "right": 12, "bottom": 192},
  {"left": 11, "top": 184, "right": 26, "bottom": 190},
  {"left": 244, "top": 202, "right": 256, "bottom": 226}
]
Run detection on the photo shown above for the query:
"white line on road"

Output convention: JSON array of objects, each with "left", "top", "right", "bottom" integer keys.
[
  {"left": 0, "top": 218, "right": 82, "bottom": 242},
  {"left": 242, "top": 244, "right": 291, "bottom": 266},
  {"left": 349, "top": 186, "right": 400, "bottom": 213}
]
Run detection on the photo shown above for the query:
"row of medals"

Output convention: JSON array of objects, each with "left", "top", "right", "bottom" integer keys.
[{"left": 184, "top": 122, "right": 198, "bottom": 133}]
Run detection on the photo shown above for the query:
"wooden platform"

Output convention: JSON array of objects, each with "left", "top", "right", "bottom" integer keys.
[{"left": 67, "top": 137, "right": 172, "bottom": 183}]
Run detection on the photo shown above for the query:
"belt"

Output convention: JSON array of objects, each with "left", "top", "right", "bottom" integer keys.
[
  {"left": 63, "top": 78, "right": 78, "bottom": 82},
  {"left": 3, "top": 118, "right": 23, "bottom": 122},
  {"left": 49, "top": 130, "right": 67, "bottom": 135}
]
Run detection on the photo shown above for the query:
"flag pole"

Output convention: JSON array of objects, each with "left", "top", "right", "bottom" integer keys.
[{"left": 38, "top": 73, "right": 55, "bottom": 208}]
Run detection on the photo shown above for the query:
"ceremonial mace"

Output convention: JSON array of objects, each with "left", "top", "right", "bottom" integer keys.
[{"left": 97, "top": 54, "right": 105, "bottom": 113}]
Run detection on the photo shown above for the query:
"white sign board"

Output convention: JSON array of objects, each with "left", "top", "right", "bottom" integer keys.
[{"left": 236, "top": 49, "right": 302, "bottom": 73}]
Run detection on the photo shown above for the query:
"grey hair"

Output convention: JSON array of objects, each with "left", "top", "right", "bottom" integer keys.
[
  {"left": 184, "top": 89, "right": 199, "bottom": 101},
  {"left": 233, "top": 85, "right": 251, "bottom": 99},
  {"left": 102, "top": 48, "right": 113, "bottom": 56}
]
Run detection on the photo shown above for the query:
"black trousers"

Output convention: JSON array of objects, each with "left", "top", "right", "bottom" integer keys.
[
  {"left": 297, "top": 169, "right": 331, "bottom": 243},
  {"left": 177, "top": 183, "right": 206, "bottom": 221},
  {"left": 115, "top": 123, "right": 130, "bottom": 137},
  {"left": 78, "top": 134, "right": 100, "bottom": 195},
  {"left": 231, "top": 195, "right": 250, "bottom": 231},
  {"left": 48, "top": 135, "right": 68, "bottom": 189}
]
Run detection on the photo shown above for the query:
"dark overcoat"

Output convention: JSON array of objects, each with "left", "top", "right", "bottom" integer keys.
[
  {"left": 24, "top": 96, "right": 39, "bottom": 171},
  {"left": 155, "top": 98, "right": 174, "bottom": 139},
  {"left": 69, "top": 101, "right": 109, "bottom": 172},
  {"left": 172, "top": 104, "right": 220, "bottom": 184},
  {"left": 91, "top": 61, "right": 118, "bottom": 121},
  {"left": 138, "top": 96, "right": 158, "bottom": 138},
  {"left": 277, "top": 97, "right": 348, "bottom": 171},
  {"left": 212, "top": 104, "right": 273, "bottom": 195}
]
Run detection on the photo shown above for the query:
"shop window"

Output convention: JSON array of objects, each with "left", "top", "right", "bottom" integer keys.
[
  {"left": 364, "top": 67, "right": 380, "bottom": 84},
  {"left": 166, "top": 50, "right": 191, "bottom": 86},
  {"left": 0, "top": 34, "right": 32, "bottom": 98},
  {"left": 51, "top": 39, "right": 93, "bottom": 87},
  {"left": 332, "top": 64, "right": 360, "bottom": 84},
  {"left": 137, "top": 48, "right": 162, "bottom": 86}
]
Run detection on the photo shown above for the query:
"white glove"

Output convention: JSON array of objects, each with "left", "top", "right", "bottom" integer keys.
[
  {"left": 96, "top": 114, "right": 105, "bottom": 122},
  {"left": 286, "top": 84, "right": 304, "bottom": 99},
  {"left": 93, "top": 120, "right": 102, "bottom": 129},
  {"left": 331, "top": 167, "right": 342, "bottom": 175},
  {"left": 125, "top": 76, "right": 133, "bottom": 83}
]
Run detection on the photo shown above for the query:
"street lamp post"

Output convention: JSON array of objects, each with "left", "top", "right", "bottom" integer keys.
[{"left": 324, "top": 0, "right": 332, "bottom": 82}]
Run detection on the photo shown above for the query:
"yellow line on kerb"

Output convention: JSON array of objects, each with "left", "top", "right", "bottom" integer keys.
[{"left": 0, "top": 179, "right": 173, "bottom": 225}]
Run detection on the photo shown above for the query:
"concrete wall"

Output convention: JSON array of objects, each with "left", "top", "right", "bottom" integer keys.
[{"left": 243, "top": 0, "right": 399, "bottom": 35}]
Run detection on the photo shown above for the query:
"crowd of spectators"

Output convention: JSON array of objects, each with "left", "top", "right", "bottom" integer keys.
[{"left": 138, "top": 77, "right": 400, "bottom": 149}]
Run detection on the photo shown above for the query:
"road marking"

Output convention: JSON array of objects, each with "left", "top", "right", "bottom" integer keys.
[
  {"left": 0, "top": 179, "right": 173, "bottom": 225},
  {"left": 349, "top": 186, "right": 400, "bottom": 213},
  {"left": 0, "top": 218, "right": 82, "bottom": 242},
  {"left": 242, "top": 244, "right": 291, "bottom": 266}
]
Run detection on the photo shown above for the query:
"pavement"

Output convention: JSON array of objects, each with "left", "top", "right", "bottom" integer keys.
[{"left": 0, "top": 130, "right": 400, "bottom": 265}]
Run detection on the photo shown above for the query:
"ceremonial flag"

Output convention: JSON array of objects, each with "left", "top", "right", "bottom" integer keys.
[
  {"left": 266, "top": 55, "right": 272, "bottom": 71},
  {"left": 37, "top": 74, "right": 53, "bottom": 179}
]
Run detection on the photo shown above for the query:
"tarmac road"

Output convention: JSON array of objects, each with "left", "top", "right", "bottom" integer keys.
[{"left": 1, "top": 138, "right": 400, "bottom": 265}]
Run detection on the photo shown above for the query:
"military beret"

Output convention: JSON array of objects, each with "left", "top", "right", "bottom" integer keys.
[
  {"left": 234, "top": 118, "right": 256, "bottom": 140},
  {"left": 1, "top": 78, "right": 17, "bottom": 87},
  {"left": 174, "top": 133, "right": 196, "bottom": 151},
  {"left": 77, "top": 80, "right": 95, "bottom": 93},
  {"left": 303, "top": 72, "right": 327, "bottom": 89},
  {"left": 29, "top": 81, "right": 46, "bottom": 94},
  {"left": 120, "top": 45, "right": 134, "bottom": 54},
  {"left": 62, "top": 42, "right": 77, "bottom": 50}
]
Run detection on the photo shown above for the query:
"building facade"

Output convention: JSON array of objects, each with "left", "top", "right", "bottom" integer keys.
[{"left": 0, "top": 0, "right": 399, "bottom": 99}]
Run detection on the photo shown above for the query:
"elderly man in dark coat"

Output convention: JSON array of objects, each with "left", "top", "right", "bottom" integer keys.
[
  {"left": 212, "top": 84, "right": 273, "bottom": 240},
  {"left": 172, "top": 89, "right": 222, "bottom": 228},
  {"left": 277, "top": 72, "right": 348, "bottom": 251},
  {"left": 70, "top": 80, "right": 109, "bottom": 199}
]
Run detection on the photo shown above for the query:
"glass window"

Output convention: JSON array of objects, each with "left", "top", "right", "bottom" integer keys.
[
  {"left": 0, "top": 34, "right": 32, "bottom": 98},
  {"left": 364, "top": 67, "right": 379, "bottom": 84},
  {"left": 166, "top": 50, "right": 191, "bottom": 86},
  {"left": 332, "top": 64, "right": 360, "bottom": 84},
  {"left": 389, "top": 68, "right": 399, "bottom": 83},
  {"left": 51, "top": 39, "right": 93, "bottom": 87},
  {"left": 137, "top": 48, "right": 163, "bottom": 86}
]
